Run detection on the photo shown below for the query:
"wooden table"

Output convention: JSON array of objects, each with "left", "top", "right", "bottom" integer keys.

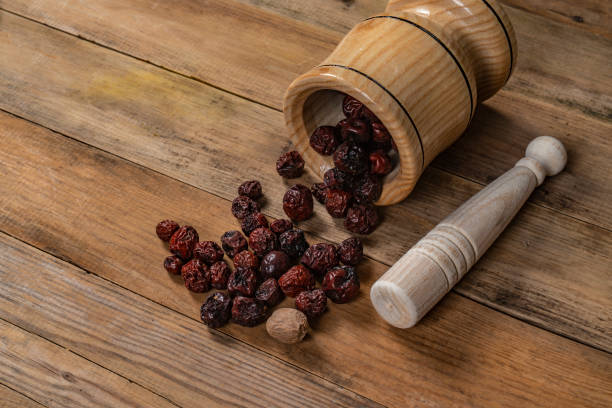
[{"left": 0, "top": 1, "right": 610, "bottom": 407}]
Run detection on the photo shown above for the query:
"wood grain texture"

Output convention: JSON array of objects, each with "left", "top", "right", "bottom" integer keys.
[
  {"left": 0, "top": 321, "right": 176, "bottom": 408},
  {"left": 1, "top": 113, "right": 611, "bottom": 408},
  {"left": 0, "top": 384, "right": 46, "bottom": 408},
  {"left": 0, "top": 14, "right": 610, "bottom": 350}
]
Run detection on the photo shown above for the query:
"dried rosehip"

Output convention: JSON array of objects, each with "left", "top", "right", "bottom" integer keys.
[
  {"left": 344, "top": 204, "right": 379, "bottom": 235},
  {"left": 241, "top": 212, "right": 269, "bottom": 237},
  {"left": 193, "top": 241, "right": 224, "bottom": 265},
  {"left": 248, "top": 227, "right": 277, "bottom": 257},
  {"left": 260, "top": 250, "right": 292, "bottom": 280},
  {"left": 311, "top": 183, "right": 329, "bottom": 204},
  {"left": 269, "top": 219, "right": 293, "bottom": 235},
  {"left": 227, "top": 267, "right": 258, "bottom": 297},
  {"left": 338, "top": 237, "right": 363, "bottom": 266},
  {"left": 342, "top": 94, "right": 363, "bottom": 118},
  {"left": 371, "top": 121, "right": 391, "bottom": 144},
  {"left": 323, "top": 167, "right": 353, "bottom": 190},
  {"left": 238, "top": 180, "right": 262, "bottom": 199},
  {"left": 231, "top": 296, "right": 267, "bottom": 327},
  {"left": 354, "top": 174, "right": 382, "bottom": 204},
  {"left": 181, "top": 259, "right": 210, "bottom": 293},
  {"left": 279, "top": 229, "right": 309, "bottom": 258},
  {"left": 301, "top": 243, "right": 339, "bottom": 277},
  {"left": 231, "top": 195, "right": 260, "bottom": 219},
  {"left": 164, "top": 255, "right": 183, "bottom": 275},
  {"left": 221, "top": 230, "right": 248, "bottom": 258},
  {"left": 321, "top": 266, "right": 360, "bottom": 303},
  {"left": 169, "top": 226, "right": 199, "bottom": 260},
  {"left": 282, "top": 184, "right": 313, "bottom": 222},
  {"left": 369, "top": 150, "right": 393, "bottom": 175},
  {"left": 201, "top": 292, "right": 232, "bottom": 328},
  {"left": 325, "top": 189, "right": 353, "bottom": 218},
  {"left": 255, "top": 278, "right": 283, "bottom": 307},
  {"left": 210, "top": 260, "right": 231, "bottom": 289},
  {"left": 295, "top": 289, "right": 327, "bottom": 319},
  {"left": 276, "top": 151, "right": 305, "bottom": 178},
  {"left": 310, "top": 126, "right": 339, "bottom": 155},
  {"left": 278, "top": 265, "right": 315, "bottom": 297},
  {"left": 156, "top": 220, "right": 180, "bottom": 242},
  {"left": 333, "top": 142, "right": 368, "bottom": 175},
  {"left": 233, "top": 250, "right": 260, "bottom": 269},
  {"left": 360, "top": 105, "right": 378, "bottom": 123},
  {"left": 339, "top": 117, "right": 371, "bottom": 144}
]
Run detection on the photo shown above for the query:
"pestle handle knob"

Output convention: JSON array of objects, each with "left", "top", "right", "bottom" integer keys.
[{"left": 370, "top": 136, "right": 567, "bottom": 328}]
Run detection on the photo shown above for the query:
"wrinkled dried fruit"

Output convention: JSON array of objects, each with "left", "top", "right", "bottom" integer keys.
[
  {"left": 266, "top": 308, "right": 309, "bottom": 344},
  {"left": 276, "top": 151, "right": 305, "bottom": 178},
  {"left": 278, "top": 265, "right": 315, "bottom": 297},
  {"left": 181, "top": 258, "right": 210, "bottom": 292},
  {"left": 282, "top": 184, "right": 313, "bottom": 221},
  {"left": 255, "top": 278, "right": 283, "bottom": 307},
  {"left": 193, "top": 241, "right": 224, "bottom": 265},
  {"left": 369, "top": 150, "right": 393, "bottom": 175},
  {"left": 322, "top": 266, "right": 360, "bottom": 303},
  {"left": 241, "top": 212, "right": 269, "bottom": 237},
  {"left": 260, "top": 250, "right": 292, "bottom": 280},
  {"left": 227, "top": 267, "right": 258, "bottom": 297},
  {"left": 344, "top": 204, "right": 379, "bottom": 235},
  {"left": 220, "top": 230, "right": 248, "bottom": 258},
  {"left": 270, "top": 219, "right": 293, "bottom": 235},
  {"left": 238, "top": 180, "right": 262, "bottom": 199},
  {"left": 248, "top": 227, "right": 277, "bottom": 257},
  {"left": 310, "top": 126, "right": 340, "bottom": 155},
  {"left": 232, "top": 296, "right": 267, "bottom": 327},
  {"left": 156, "top": 220, "right": 180, "bottom": 242},
  {"left": 200, "top": 292, "right": 232, "bottom": 328},
  {"left": 342, "top": 94, "right": 363, "bottom": 118},
  {"left": 163, "top": 255, "right": 183, "bottom": 275},
  {"left": 333, "top": 142, "right": 368, "bottom": 175},
  {"left": 301, "top": 243, "right": 339, "bottom": 277},
  {"left": 354, "top": 174, "right": 382, "bottom": 203},
  {"left": 338, "top": 237, "right": 363, "bottom": 266},
  {"left": 360, "top": 105, "right": 378, "bottom": 123},
  {"left": 209, "top": 260, "right": 231, "bottom": 289},
  {"left": 279, "top": 229, "right": 309, "bottom": 258},
  {"left": 233, "top": 250, "right": 260, "bottom": 269},
  {"left": 323, "top": 167, "right": 353, "bottom": 190},
  {"left": 311, "top": 182, "right": 329, "bottom": 204},
  {"left": 371, "top": 121, "right": 391, "bottom": 144},
  {"left": 231, "top": 195, "right": 260, "bottom": 219},
  {"left": 325, "top": 189, "right": 353, "bottom": 218},
  {"left": 295, "top": 289, "right": 327, "bottom": 318},
  {"left": 339, "top": 117, "right": 371, "bottom": 144},
  {"left": 169, "top": 226, "right": 199, "bottom": 260}
]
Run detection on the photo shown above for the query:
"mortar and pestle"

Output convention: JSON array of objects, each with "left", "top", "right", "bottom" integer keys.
[{"left": 283, "top": 0, "right": 567, "bottom": 327}]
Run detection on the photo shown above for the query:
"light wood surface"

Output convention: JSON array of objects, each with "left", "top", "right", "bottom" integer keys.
[{"left": 0, "top": 384, "right": 45, "bottom": 408}]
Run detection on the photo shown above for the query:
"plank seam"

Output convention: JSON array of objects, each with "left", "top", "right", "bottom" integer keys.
[{"left": 0, "top": 381, "right": 49, "bottom": 408}]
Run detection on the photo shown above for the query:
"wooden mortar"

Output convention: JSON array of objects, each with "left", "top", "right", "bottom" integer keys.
[{"left": 283, "top": 0, "right": 517, "bottom": 205}]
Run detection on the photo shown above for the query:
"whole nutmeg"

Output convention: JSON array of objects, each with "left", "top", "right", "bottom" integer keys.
[{"left": 266, "top": 308, "right": 310, "bottom": 344}]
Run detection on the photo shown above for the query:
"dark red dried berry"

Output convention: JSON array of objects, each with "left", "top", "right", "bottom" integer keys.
[
  {"left": 227, "top": 267, "right": 258, "bottom": 297},
  {"left": 323, "top": 167, "right": 353, "bottom": 190},
  {"left": 233, "top": 250, "right": 260, "bottom": 269},
  {"left": 231, "top": 195, "right": 260, "bottom": 219},
  {"left": 339, "top": 117, "right": 371, "bottom": 144},
  {"left": 278, "top": 265, "right": 315, "bottom": 297},
  {"left": 344, "top": 204, "right": 379, "bottom": 235},
  {"left": 354, "top": 174, "right": 382, "bottom": 204},
  {"left": 301, "top": 243, "right": 339, "bottom": 277},
  {"left": 209, "top": 261, "right": 231, "bottom": 289},
  {"left": 260, "top": 250, "right": 292, "bottom": 280},
  {"left": 255, "top": 278, "right": 283, "bottom": 307},
  {"left": 282, "top": 184, "right": 313, "bottom": 222},
  {"left": 321, "top": 266, "right": 360, "bottom": 303},
  {"left": 193, "top": 241, "right": 225, "bottom": 265},
  {"left": 371, "top": 121, "right": 391, "bottom": 144},
  {"left": 169, "top": 226, "right": 199, "bottom": 260},
  {"left": 295, "top": 289, "right": 327, "bottom": 318},
  {"left": 238, "top": 180, "right": 262, "bottom": 199},
  {"left": 310, "top": 126, "right": 339, "bottom": 155},
  {"left": 269, "top": 219, "right": 293, "bottom": 235},
  {"left": 201, "top": 292, "right": 232, "bottom": 328},
  {"left": 279, "top": 229, "right": 309, "bottom": 258},
  {"left": 248, "top": 227, "right": 277, "bottom": 257},
  {"left": 156, "top": 220, "right": 180, "bottom": 242},
  {"left": 325, "top": 189, "right": 353, "bottom": 218},
  {"left": 240, "top": 212, "right": 269, "bottom": 237},
  {"left": 311, "top": 183, "right": 329, "bottom": 204},
  {"left": 221, "top": 230, "right": 248, "bottom": 258},
  {"left": 360, "top": 105, "right": 378, "bottom": 123},
  {"left": 181, "top": 259, "right": 210, "bottom": 292},
  {"left": 342, "top": 94, "right": 363, "bottom": 118},
  {"left": 369, "top": 150, "right": 393, "bottom": 175},
  {"left": 338, "top": 237, "right": 363, "bottom": 266},
  {"left": 276, "top": 151, "right": 305, "bottom": 178},
  {"left": 164, "top": 255, "right": 183, "bottom": 275},
  {"left": 333, "top": 142, "right": 368, "bottom": 175},
  {"left": 231, "top": 296, "right": 267, "bottom": 327}
]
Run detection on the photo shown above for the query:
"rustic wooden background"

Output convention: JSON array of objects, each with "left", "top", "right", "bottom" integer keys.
[{"left": 0, "top": 0, "right": 610, "bottom": 407}]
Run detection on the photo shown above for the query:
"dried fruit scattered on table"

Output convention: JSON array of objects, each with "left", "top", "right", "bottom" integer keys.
[
  {"left": 276, "top": 150, "right": 305, "bottom": 178},
  {"left": 227, "top": 267, "right": 258, "bottom": 297},
  {"left": 369, "top": 150, "right": 393, "bottom": 175},
  {"left": 333, "top": 142, "right": 368, "bottom": 175},
  {"left": 260, "top": 250, "right": 292, "bottom": 280},
  {"left": 310, "top": 126, "right": 339, "bottom": 155},
  {"left": 339, "top": 117, "right": 371, "bottom": 144},
  {"left": 209, "top": 260, "right": 231, "bottom": 289},
  {"left": 232, "top": 296, "right": 267, "bottom": 327},
  {"left": 233, "top": 250, "right": 260, "bottom": 269},
  {"left": 322, "top": 265, "right": 360, "bottom": 303},
  {"left": 255, "top": 278, "right": 283, "bottom": 307},
  {"left": 323, "top": 167, "right": 353, "bottom": 190},
  {"left": 169, "top": 225, "right": 199, "bottom": 260},
  {"left": 163, "top": 255, "right": 183, "bottom": 275},
  {"left": 279, "top": 229, "right": 309, "bottom": 258},
  {"left": 220, "top": 230, "right": 248, "bottom": 258},
  {"left": 193, "top": 241, "right": 224, "bottom": 265},
  {"left": 248, "top": 227, "right": 277, "bottom": 257},
  {"left": 266, "top": 308, "right": 309, "bottom": 344},
  {"left": 342, "top": 94, "right": 363, "bottom": 119},
  {"left": 270, "top": 219, "right": 293, "bottom": 235},
  {"left": 311, "top": 182, "right": 329, "bottom": 204},
  {"left": 156, "top": 220, "right": 180, "bottom": 242},
  {"left": 301, "top": 243, "right": 339, "bottom": 278},
  {"left": 240, "top": 212, "right": 269, "bottom": 237},
  {"left": 338, "top": 237, "right": 363, "bottom": 266},
  {"left": 282, "top": 184, "right": 313, "bottom": 222},
  {"left": 181, "top": 258, "right": 210, "bottom": 293},
  {"left": 344, "top": 204, "right": 379, "bottom": 235},
  {"left": 231, "top": 195, "right": 260, "bottom": 219},
  {"left": 354, "top": 174, "right": 382, "bottom": 204},
  {"left": 238, "top": 180, "right": 262, "bottom": 199},
  {"left": 325, "top": 189, "right": 352, "bottom": 218},
  {"left": 295, "top": 289, "right": 327, "bottom": 319},
  {"left": 278, "top": 265, "right": 315, "bottom": 297},
  {"left": 201, "top": 292, "right": 232, "bottom": 328}
]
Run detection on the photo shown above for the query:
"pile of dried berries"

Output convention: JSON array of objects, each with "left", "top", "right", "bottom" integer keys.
[{"left": 156, "top": 180, "right": 365, "bottom": 341}]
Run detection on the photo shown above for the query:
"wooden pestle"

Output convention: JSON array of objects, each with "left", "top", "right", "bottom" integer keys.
[{"left": 370, "top": 136, "right": 567, "bottom": 328}]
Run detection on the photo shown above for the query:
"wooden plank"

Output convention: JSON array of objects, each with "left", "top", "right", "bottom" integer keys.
[
  {"left": 1, "top": 114, "right": 611, "bottom": 408},
  {"left": 2, "top": 3, "right": 611, "bottom": 230},
  {"left": 0, "top": 384, "right": 46, "bottom": 408},
  {"left": 0, "top": 14, "right": 610, "bottom": 349},
  {"left": 0, "top": 321, "right": 176, "bottom": 408}
]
